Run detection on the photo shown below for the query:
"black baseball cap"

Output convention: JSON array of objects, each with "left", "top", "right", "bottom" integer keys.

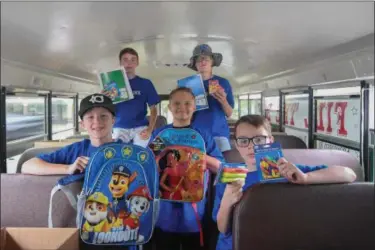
[{"left": 78, "top": 93, "right": 116, "bottom": 119}]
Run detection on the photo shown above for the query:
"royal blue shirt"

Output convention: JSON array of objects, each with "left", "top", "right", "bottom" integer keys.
[
  {"left": 36, "top": 139, "right": 100, "bottom": 164},
  {"left": 191, "top": 75, "right": 234, "bottom": 139},
  {"left": 213, "top": 164, "right": 328, "bottom": 250},
  {"left": 114, "top": 76, "right": 160, "bottom": 129},
  {"left": 149, "top": 124, "right": 224, "bottom": 233}
]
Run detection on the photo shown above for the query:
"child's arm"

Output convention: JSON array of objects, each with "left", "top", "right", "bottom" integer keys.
[
  {"left": 22, "top": 156, "right": 89, "bottom": 175},
  {"left": 216, "top": 180, "right": 244, "bottom": 234},
  {"left": 205, "top": 155, "right": 221, "bottom": 173},
  {"left": 277, "top": 158, "right": 356, "bottom": 184},
  {"left": 302, "top": 165, "right": 356, "bottom": 184}
]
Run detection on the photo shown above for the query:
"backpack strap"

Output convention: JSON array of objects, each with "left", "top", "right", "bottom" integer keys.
[
  {"left": 192, "top": 203, "right": 204, "bottom": 247},
  {"left": 48, "top": 173, "right": 85, "bottom": 228}
]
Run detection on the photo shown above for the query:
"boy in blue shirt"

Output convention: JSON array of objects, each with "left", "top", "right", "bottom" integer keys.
[
  {"left": 188, "top": 44, "right": 235, "bottom": 152},
  {"left": 21, "top": 93, "right": 117, "bottom": 175},
  {"left": 103, "top": 47, "right": 160, "bottom": 148},
  {"left": 144, "top": 87, "right": 224, "bottom": 250},
  {"left": 213, "top": 115, "right": 357, "bottom": 250}
]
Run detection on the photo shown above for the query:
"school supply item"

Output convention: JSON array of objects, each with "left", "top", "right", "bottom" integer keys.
[
  {"left": 48, "top": 143, "right": 159, "bottom": 248},
  {"left": 177, "top": 74, "right": 209, "bottom": 111},
  {"left": 149, "top": 128, "right": 207, "bottom": 203},
  {"left": 214, "top": 163, "right": 248, "bottom": 185},
  {"left": 208, "top": 79, "right": 223, "bottom": 94},
  {"left": 254, "top": 142, "right": 287, "bottom": 183},
  {"left": 98, "top": 68, "right": 134, "bottom": 104}
]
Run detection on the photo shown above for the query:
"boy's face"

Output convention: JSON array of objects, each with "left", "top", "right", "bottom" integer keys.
[
  {"left": 80, "top": 107, "right": 115, "bottom": 140},
  {"left": 120, "top": 53, "right": 138, "bottom": 74},
  {"left": 235, "top": 123, "right": 273, "bottom": 166},
  {"left": 168, "top": 91, "right": 196, "bottom": 122},
  {"left": 195, "top": 55, "right": 213, "bottom": 73}
]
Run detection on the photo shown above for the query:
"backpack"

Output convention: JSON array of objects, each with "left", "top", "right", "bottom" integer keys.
[
  {"left": 149, "top": 128, "right": 207, "bottom": 203},
  {"left": 48, "top": 142, "right": 159, "bottom": 248}
]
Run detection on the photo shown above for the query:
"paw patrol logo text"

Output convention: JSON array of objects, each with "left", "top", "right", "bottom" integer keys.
[{"left": 92, "top": 229, "right": 139, "bottom": 244}]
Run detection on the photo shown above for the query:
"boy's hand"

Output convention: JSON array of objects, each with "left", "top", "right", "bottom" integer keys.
[
  {"left": 222, "top": 179, "right": 245, "bottom": 208},
  {"left": 139, "top": 128, "right": 152, "bottom": 140},
  {"left": 212, "top": 89, "right": 227, "bottom": 104},
  {"left": 67, "top": 156, "right": 90, "bottom": 174},
  {"left": 277, "top": 157, "right": 307, "bottom": 184}
]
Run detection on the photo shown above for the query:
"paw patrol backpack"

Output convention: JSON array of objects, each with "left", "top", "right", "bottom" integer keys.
[
  {"left": 149, "top": 128, "right": 207, "bottom": 203},
  {"left": 48, "top": 142, "right": 159, "bottom": 248}
]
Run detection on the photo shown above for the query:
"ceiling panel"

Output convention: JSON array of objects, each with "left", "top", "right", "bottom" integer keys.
[{"left": 1, "top": 1, "right": 374, "bottom": 90}]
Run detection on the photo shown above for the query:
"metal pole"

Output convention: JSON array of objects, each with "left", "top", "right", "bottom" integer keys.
[
  {"left": 247, "top": 94, "right": 250, "bottom": 115},
  {"left": 360, "top": 81, "right": 370, "bottom": 181},
  {"left": 279, "top": 90, "right": 284, "bottom": 132},
  {"left": 74, "top": 94, "right": 79, "bottom": 133},
  {"left": 260, "top": 92, "right": 264, "bottom": 116},
  {"left": 308, "top": 87, "right": 314, "bottom": 149},
  {"left": 0, "top": 86, "right": 7, "bottom": 173},
  {"left": 47, "top": 91, "right": 52, "bottom": 140}
]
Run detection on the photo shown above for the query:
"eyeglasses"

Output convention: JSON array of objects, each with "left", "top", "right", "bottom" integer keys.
[
  {"left": 196, "top": 56, "right": 212, "bottom": 63},
  {"left": 235, "top": 136, "right": 268, "bottom": 147}
]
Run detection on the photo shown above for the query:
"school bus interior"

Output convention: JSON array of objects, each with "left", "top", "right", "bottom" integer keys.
[{"left": 1, "top": 1, "right": 374, "bottom": 250}]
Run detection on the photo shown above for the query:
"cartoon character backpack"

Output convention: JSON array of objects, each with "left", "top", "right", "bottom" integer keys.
[
  {"left": 48, "top": 142, "right": 159, "bottom": 248},
  {"left": 149, "top": 128, "right": 207, "bottom": 203}
]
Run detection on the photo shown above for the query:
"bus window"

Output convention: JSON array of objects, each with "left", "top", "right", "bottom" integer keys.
[
  {"left": 314, "top": 86, "right": 361, "bottom": 160},
  {"left": 231, "top": 96, "right": 239, "bottom": 120},
  {"left": 284, "top": 94, "right": 309, "bottom": 146},
  {"left": 264, "top": 96, "right": 280, "bottom": 130},
  {"left": 239, "top": 95, "right": 249, "bottom": 117},
  {"left": 52, "top": 97, "right": 74, "bottom": 139},
  {"left": 160, "top": 100, "right": 173, "bottom": 124},
  {"left": 6, "top": 96, "right": 45, "bottom": 142},
  {"left": 249, "top": 94, "right": 262, "bottom": 115}
]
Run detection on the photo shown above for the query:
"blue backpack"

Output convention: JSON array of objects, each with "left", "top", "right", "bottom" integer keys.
[
  {"left": 149, "top": 128, "right": 207, "bottom": 203},
  {"left": 48, "top": 142, "right": 159, "bottom": 247}
]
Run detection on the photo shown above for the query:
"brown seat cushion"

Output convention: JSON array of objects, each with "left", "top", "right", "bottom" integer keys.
[
  {"left": 233, "top": 183, "right": 375, "bottom": 250},
  {"left": 1, "top": 174, "right": 82, "bottom": 228}
]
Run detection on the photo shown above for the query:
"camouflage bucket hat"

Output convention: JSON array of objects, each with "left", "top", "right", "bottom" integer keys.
[{"left": 187, "top": 44, "right": 223, "bottom": 71}]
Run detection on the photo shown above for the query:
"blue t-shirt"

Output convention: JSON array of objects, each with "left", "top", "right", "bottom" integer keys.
[
  {"left": 36, "top": 139, "right": 100, "bottom": 164},
  {"left": 191, "top": 75, "right": 234, "bottom": 139},
  {"left": 213, "top": 164, "right": 328, "bottom": 250},
  {"left": 114, "top": 76, "right": 160, "bottom": 129},
  {"left": 149, "top": 124, "right": 224, "bottom": 233}
]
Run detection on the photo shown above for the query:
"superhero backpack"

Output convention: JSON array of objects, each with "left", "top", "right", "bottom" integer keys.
[
  {"left": 48, "top": 142, "right": 159, "bottom": 248},
  {"left": 149, "top": 128, "right": 207, "bottom": 203}
]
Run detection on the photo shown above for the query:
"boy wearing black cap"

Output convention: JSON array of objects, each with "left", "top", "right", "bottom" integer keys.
[{"left": 22, "top": 94, "right": 117, "bottom": 175}]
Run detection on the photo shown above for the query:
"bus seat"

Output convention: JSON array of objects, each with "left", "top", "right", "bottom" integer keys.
[
  {"left": 223, "top": 149, "right": 363, "bottom": 181},
  {"left": 1, "top": 174, "right": 82, "bottom": 228},
  {"left": 233, "top": 183, "right": 375, "bottom": 250},
  {"left": 67, "top": 134, "right": 90, "bottom": 140},
  {"left": 16, "top": 147, "right": 60, "bottom": 173},
  {"left": 283, "top": 149, "right": 363, "bottom": 181},
  {"left": 273, "top": 134, "right": 307, "bottom": 148},
  {"left": 147, "top": 115, "right": 167, "bottom": 129}
]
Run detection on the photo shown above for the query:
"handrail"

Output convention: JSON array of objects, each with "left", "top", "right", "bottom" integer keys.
[
  {"left": 6, "top": 134, "right": 46, "bottom": 147},
  {"left": 313, "top": 133, "right": 360, "bottom": 151},
  {"left": 310, "top": 76, "right": 374, "bottom": 87}
]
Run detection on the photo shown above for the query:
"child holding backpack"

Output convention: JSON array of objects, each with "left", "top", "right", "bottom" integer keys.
[
  {"left": 21, "top": 93, "right": 117, "bottom": 175},
  {"left": 144, "top": 87, "right": 224, "bottom": 250}
]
